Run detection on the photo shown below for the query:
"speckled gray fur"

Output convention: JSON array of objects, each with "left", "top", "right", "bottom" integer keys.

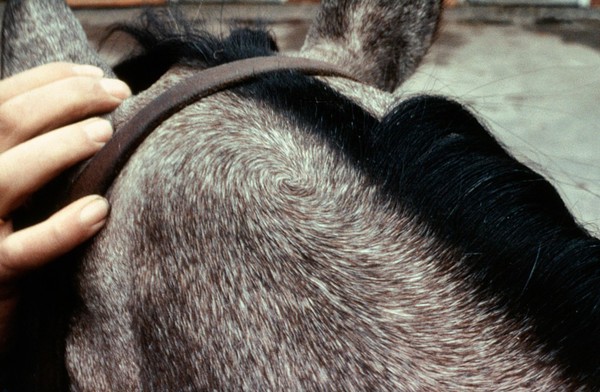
[{"left": 1, "top": 1, "right": 585, "bottom": 390}]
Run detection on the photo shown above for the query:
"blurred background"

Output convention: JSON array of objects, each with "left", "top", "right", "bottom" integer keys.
[{"left": 1, "top": 0, "right": 599, "bottom": 235}]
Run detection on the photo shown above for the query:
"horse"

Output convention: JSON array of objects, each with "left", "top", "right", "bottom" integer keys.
[{"left": 2, "top": 0, "right": 599, "bottom": 390}]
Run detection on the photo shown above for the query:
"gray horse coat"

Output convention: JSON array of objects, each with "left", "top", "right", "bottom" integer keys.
[{"left": 2, "top": 0, "right": 599, "bottom": 390}]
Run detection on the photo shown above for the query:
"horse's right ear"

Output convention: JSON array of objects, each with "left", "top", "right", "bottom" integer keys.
[{"left": 301, "top": 0, "right": 442, "bottom": 92}]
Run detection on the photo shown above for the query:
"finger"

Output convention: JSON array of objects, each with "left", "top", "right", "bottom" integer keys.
[
  {"left": 0, "top": 76, "right": 130, "bottom": 151},
  {"left": 0, "top": 118, "right": 113, "bottom": 217},
  {"left": 0, "top": 62, "right": 104, "bottom": 104},
  {"left": 0, "top": 195, "right": 109, "bottom": 281}
]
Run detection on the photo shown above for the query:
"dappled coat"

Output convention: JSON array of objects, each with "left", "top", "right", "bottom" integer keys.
[{"left": 2, "top": 0, "right": 600, "bottom": 390}]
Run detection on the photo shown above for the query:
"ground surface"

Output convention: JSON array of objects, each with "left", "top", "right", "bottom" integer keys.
[{"left": 2, "top": 3, "right": 600, "bottom": 235}]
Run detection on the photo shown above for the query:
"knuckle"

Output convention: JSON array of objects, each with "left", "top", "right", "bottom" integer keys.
[
  {"left": 0, "top": 240, "right": 6, "bottom": 260},
  {"left": 47, "top": 127, "right": 92, "bottom": 164},
  {"left": 77, "top": 119, "right": 110, "bottom": 147},
  {"left": 54, "top": 78, "right": 99, "bottom": 118},
  {"left": 46, "top": 62, "right": 79, "bottom": 78},
  {"left": 90, "top": 79, "right": 114, "bottom": 100},
  {"left": 0, "top": 162, "right": 16, "bottom": 214},
  {"left": 0, "top": 101, "right": 20, "bottom": 138},
  {"left": 0, "top": 239, "right": 22, "bottom": 270},
  {"left": 64, "top": 76, "right": 96, "bottom": 96},
  {"left": 0, "top": 246, "right": 10, "bottom": 273},
  {"left": 48, "top": 222, "right": 67, "bottom": 250},
  {"left": 68, "top": 77, "right": 111, "bottom": 107},
  {"left": 53, "top": 127, "right": 78, "bottom": 150},
  {"left": 0, "top": 176, "right": 9, "bottom": 202},
  {"left": 43, "top": 61, "right": 97, "bottom": 81}
]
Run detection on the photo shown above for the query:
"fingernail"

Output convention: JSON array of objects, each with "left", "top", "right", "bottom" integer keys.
[
  {"left": 80, "top": 197, "right": 110, "bottom": 227},
  {"left": 100, "top": 78, "right": 132, "bottom": 100},
  {"left": 84, "top": 118, "right": 113, "bottom": 144},
  {"left": 72, "top": 64, "right": 104, "bottom": 78}
]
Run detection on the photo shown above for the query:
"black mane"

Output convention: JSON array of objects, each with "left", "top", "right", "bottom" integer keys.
[{"left": 370, "top": 97, "right": 600, "bottom": 384}]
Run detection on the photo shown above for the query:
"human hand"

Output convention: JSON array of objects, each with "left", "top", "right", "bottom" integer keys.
[{"left": 0, "top": 62, "right": 131, "bottom": 351}]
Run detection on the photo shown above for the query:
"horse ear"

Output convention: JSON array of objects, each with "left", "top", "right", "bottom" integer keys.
[
  {"left": 301, "top": 0, "right": 442, "bottom": 92},
  {"left": 1, "top": 0, "right": 114, "bottom": 78}
]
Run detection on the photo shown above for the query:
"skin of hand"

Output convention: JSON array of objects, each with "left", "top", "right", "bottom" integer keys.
[{"left": 0, "top": 62, "right": 131, "bottom": 352}]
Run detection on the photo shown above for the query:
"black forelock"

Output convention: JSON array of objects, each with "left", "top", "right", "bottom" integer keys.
[{"left": 112, "top": 9, "right": 279, "bottom": 94}]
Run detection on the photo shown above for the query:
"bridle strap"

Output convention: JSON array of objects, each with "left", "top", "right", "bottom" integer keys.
[{"left": 64, "top": 56, "right": 356, "bottom": 205}]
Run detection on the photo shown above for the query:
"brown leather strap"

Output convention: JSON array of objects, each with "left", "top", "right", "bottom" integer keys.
[{"left": 64, "top": 56, "right": 356, "bottom": 205}]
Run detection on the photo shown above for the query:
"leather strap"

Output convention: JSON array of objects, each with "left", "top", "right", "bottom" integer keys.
[{"left": 64, "top": 56, "right": 356, "bottom": 205}]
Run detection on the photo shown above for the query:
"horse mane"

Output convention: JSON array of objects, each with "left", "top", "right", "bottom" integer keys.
[
  {"left": 110, "top": 10, "right": 278, "bottom": 94},
  {"left": 371, "top": 96, "right": 600, "bottom": 383}
]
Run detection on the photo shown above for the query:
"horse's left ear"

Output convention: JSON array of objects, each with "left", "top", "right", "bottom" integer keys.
[
  {"left": 301, "top": 0, "right": 442, "bottom": 92},
  {"left": 1, "top": 0, "right": 114, "bottom": 78}
]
